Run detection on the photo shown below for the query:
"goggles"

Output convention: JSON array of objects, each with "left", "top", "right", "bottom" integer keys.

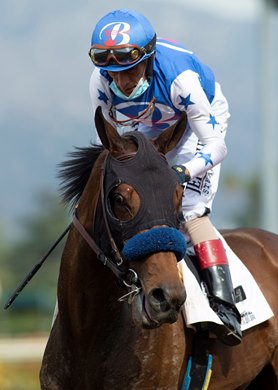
[{"left": 88, "top": 44, "right": 146, "bottom": 67}]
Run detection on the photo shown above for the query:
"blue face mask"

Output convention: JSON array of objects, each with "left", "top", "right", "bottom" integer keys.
[{"left": 110, "top": 77, "right": 150, "bottom": 100}]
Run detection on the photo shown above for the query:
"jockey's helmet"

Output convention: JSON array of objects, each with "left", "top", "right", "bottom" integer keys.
[{"left": 89, "top": 9, "right": 156, "bottom": 72}]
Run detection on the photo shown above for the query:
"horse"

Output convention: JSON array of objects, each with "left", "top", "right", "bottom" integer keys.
[{"left": 40, "top": 107, "right": 278, "bottom": 389}]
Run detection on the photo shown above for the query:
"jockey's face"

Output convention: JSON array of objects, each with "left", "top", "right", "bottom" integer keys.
[{"left": 108, "top": 60, "right": 147, "bottom": 97}]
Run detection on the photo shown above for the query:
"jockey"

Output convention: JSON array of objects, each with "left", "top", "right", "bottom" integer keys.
[{"left": 88, "top": 9, "right": 242, "bottom": 346}]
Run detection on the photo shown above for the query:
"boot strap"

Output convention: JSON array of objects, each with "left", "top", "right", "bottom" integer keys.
[{"left": 194, "top": 239, "right": 228, "bottom": 270}]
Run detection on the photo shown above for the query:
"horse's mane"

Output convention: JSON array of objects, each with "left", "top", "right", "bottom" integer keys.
[{"left": 57, "top": 143, "right": 104, "bottom": 209}]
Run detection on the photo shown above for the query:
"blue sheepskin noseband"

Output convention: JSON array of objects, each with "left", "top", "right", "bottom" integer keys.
[{"left": 122, "top": 227, "right": 187, "bottom": 262}]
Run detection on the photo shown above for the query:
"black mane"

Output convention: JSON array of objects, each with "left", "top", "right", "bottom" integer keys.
[{"left": 57, "top": 143, "right": 104, "bottom": 209}]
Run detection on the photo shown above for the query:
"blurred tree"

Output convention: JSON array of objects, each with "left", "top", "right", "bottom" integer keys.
[
  {"left": 1, "top": 191, "right": 70, "bottom": 321},
  {"left": 222, "top": 174, "right": 261, "bottom": 228},
  {"left": 0, "top": 228, "right": 12, "bottom": 300},
  {"left": 235, "top": 176, "right": 261, "bottom": 228},
  {"left": 270, "top": 0, "right": 278, "bottom": 8}
]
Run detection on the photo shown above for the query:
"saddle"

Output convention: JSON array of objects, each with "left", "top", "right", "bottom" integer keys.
[{"left": 179, "top": 234, "right": 274, "bottom": 334}]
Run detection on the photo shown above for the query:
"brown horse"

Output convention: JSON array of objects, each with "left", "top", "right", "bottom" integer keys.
[{"left": 40, "top": 108, "right": 278, "bottom": 389}]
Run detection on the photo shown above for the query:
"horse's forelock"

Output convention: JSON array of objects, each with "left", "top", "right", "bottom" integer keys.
[{"left": 57, "top": 143, "right": 104, "bottom": 210}]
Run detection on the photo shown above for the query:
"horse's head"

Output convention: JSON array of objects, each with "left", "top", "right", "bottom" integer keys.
[{"left": 83, "top": 107, "right": 186, "bottom": 328}]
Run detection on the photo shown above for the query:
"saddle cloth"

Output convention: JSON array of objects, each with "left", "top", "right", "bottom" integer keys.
[{"left": 179, "top": 231, "right": 274, "bottom": 332}]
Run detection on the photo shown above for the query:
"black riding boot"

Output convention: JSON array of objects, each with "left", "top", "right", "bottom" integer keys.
[{"left": 194, "top": 239, "right": 242, "bottom": 346}]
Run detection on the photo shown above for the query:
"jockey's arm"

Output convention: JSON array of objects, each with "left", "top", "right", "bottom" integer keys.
[{"left": 171, "top": 70, "right": 227, "bottom": 179}]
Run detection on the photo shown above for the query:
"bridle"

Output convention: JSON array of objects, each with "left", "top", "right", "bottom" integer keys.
[
  {"left": 4, "top": 134, "right": 186, "bottom": 309},
  {"left": 71, "top": 133, "right": 187, "bottom": 301},
  {"left": 4, "top": 150, "right": 141, "bottom": 310},
  {"left": 72, "top": 150, "right": 142, "bottom": 302}
]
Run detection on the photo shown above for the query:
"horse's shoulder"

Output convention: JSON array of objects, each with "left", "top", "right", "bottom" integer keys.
[{"left": 221, "top": 227, "right": 278, "bottom": 252}]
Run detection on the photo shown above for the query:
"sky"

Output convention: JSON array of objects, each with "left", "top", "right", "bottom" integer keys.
[
  {"left": 1, "top": 0, "right": 278, "bottom": 239},
  {"left": 153, "top": 0, "right": 259, "bottom": 20}
]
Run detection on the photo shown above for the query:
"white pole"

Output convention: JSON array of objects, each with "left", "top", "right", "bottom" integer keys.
[{"left": 258, "top": 0, "right": 278, "bottom": 233}]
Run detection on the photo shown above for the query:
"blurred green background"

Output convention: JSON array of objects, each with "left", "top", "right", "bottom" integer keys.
[
  {"left": 0, "top": 192, "right": 68, "bottom": 389},
  {"left": 0, "top": 192, "right": 68, "bottom": 335}
]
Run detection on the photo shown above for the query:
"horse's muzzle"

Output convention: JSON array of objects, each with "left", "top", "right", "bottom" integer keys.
[{"left": 138, "top": 284, "right": 186, "bottom": 328}]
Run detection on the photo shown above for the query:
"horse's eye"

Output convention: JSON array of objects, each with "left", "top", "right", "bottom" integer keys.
[
  {"left": 107, "top": 184, "right": 139, "bottom": 221},
  {"left": 112, "top": 193, "right": 125, "bottom": 206},
  {"left": 109, "top": 191, "right": 134, "bottom": 221}
]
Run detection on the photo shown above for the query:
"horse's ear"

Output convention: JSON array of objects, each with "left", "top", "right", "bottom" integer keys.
[
  {"left": 94, "top": 106, "right": 123, "bottom": 152},
  {"left": 153, "top": 112, "right": 187, "bottom": 154}
]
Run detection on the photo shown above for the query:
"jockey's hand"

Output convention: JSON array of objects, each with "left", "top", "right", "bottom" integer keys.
[{"left": 172, "top": 165, "right": 191, "bottom": 184}]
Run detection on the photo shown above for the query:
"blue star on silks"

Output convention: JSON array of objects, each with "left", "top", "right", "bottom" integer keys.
[
  {"left": 179, "top": 94, "right": 195, "bottom": 109},
  {"left": 207, "top": 114, "right": 219, "bottom": 129},
  {"left": 197, "top": 152, "right": 213, "bottom": 166},
  {"left": 98, "top": 89, "right": 109, "bottom": 104}
]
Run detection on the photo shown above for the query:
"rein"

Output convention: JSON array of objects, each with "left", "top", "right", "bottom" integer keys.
[
  {"left": 72, "top": 213, "right": 139, "bottom": 288},
  {"left": 4, "top": 224, "right": 71, "bottom": 309}
]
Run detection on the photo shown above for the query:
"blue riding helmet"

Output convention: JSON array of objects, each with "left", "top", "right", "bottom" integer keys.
[{"left": 89, "top": 9, "right": 156, "bottom": 71}]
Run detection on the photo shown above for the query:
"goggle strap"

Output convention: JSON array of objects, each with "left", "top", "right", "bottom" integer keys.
[{"left": 109, "top": 97, "right": 156, "bottom": 126}]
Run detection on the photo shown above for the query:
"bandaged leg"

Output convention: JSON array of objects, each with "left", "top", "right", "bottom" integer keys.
[{"left": 185, "top": 216, "right": 242, "bottom": 346}]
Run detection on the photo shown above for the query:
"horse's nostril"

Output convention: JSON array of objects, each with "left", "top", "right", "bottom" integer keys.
[
  {"left": 152, "top": 288, "right": 165, "bottom": 303},
  {"left": 149, "top": 287, "right": 185, "bottom": 315},
  {"left": 150, "top": 288, "right": 170, "bottom": 312}
]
